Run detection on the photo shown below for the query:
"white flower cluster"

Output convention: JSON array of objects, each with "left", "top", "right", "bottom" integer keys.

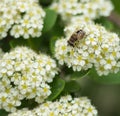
[
  {"left": 8, "top": 108, "right": 34, "bottom": 116},
  {"left": 9, "top": 95, "right": 98, "bottom": 116},
  {"left": 67, "top": 15, "right": 93, "bottom": 26},
  {"left": 0, "top": 46, "right": 58, "bottom": 112},
  {"left": 55, "top": 22, "right": 120, "bottom": 76},
  {"left": 0, "top": 0, "right": 45, "bottom": 40},
  {"left": 50, "top": 0, "right": 113, "bottom": 21}
]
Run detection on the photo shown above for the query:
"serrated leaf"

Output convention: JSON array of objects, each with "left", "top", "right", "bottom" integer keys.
[
  {"left": 43, "top": 9, "right": 57, "bottom": 32},
  {"left": 89, "top": 68, "right": 120, "bottom": 84},
  {"left": 64, "top": 80, "right": 80, "bottom": 93},
  {"left": 71, "top": 70, "right": 90, "bottom": 79},
  {"left": 47, "top": 77, "right": 65, "bottom": 101}
]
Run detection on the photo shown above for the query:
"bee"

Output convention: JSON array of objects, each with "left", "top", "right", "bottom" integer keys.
[{"left": 67, "top": 29, "right": 86, "bottom": 47}]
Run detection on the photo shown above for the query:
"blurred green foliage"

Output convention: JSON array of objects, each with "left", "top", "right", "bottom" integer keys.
[
  {"left": 39, "top": 0, "right": 53, "bottom": 6},
  {"left": 0, "top": 110, "right": 8, "bottom": 116},
  {"left": 111, "top": 0, "right": 120, "bottom": 13},
  {"left": 90, "top": 68, "right": 120, "bottom": 84}
]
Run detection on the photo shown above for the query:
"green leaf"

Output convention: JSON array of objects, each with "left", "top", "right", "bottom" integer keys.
[
  {"left": 43, "top": 9, "right": 57, "bottom": 32},
  {"left": 47, "top": 77, "right": 65, "bottom": 101},
  {"left": 0, "top": 110, "right": 8, "bottom": 116},
  {"left": 64, "top": 80, "right": 80, "bottom": 93},
  {"left": 9, "top": 39, "right": 28, "bottom": 48},
  {"left": 89, "top": 68, "right": 120, "bottom": 84},
  {"left": 39, "top": 0, "right": 53, "bottom": 6},
  {"left": 50, "top": 36, "right": 58, "bottom": 55},
  {"left": 71, "top": 70, "right": 90, "bottom": 79}
]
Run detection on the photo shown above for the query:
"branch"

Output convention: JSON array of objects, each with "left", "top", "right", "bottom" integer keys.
[{"left": 108, "top": 11, "right": 120, "bottom": 27}]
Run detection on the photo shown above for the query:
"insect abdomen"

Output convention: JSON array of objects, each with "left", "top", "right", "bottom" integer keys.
[{"left": 67, "top": 34, "right": 77, "bottom": 47}]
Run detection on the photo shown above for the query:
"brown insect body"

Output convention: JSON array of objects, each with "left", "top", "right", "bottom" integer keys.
[{"left": 68, "top": 30, "right": 85, "bottom": 47}]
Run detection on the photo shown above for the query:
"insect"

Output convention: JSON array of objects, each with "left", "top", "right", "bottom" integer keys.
[{"left": 67, "top": 29, "right": 86, "bottom": 47}]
